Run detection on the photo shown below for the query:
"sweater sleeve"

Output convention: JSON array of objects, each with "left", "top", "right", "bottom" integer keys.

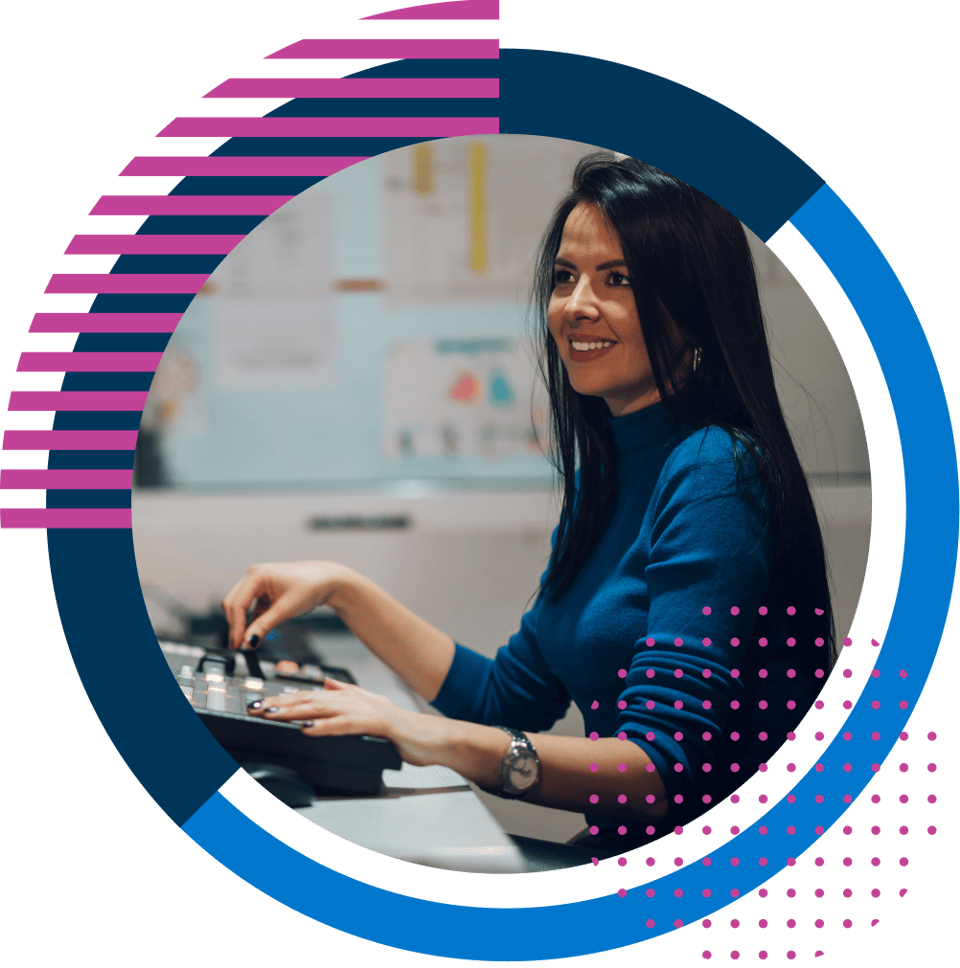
[
  {"left": 617, "top": 428, "right": 775, "bottom": 807},
  {"left": 431, "top": 593, "right": 572, "bottom": 733}
]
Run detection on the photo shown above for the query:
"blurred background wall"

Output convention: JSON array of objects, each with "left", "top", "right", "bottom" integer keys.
[{"left": 132, "top": 135, "right": 870, "bottom": 844}]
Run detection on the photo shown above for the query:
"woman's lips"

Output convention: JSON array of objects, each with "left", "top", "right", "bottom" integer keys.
[{"left": 569, "top": 339, "right": 616, "bottom": 363}]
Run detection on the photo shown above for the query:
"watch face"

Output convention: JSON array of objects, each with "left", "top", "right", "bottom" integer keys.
[{"left": 507, "top": 750, "right": 539, "bottom": 791}]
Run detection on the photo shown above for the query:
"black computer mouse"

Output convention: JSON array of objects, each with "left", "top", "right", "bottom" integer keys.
[{"left": 241, "top": 762, "right": 315, "bottom": 808}]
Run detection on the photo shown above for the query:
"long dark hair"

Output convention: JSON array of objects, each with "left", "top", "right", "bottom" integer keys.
[{"left": 534, "top": 152, "right": 834, "bottom": 657}]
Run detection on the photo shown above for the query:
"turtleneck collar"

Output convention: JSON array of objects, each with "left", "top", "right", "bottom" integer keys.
[{"left": 607, "top": 399, "right": 677, "bottom": 454}]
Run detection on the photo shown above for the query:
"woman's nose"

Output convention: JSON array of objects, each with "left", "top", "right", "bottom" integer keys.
[{"left": 565, "top": 277, "right": 599, "bottom": 320}]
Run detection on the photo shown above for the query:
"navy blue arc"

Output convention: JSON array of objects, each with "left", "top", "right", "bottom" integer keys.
[
  {"left": 45, "top": 46, "right": 956, "bottom": 960},
  {"left": 496, "top": 48, "right": 824, "bottom": 241},
  {"left": 48, "top": 529, "right": 238, "bottom": 826}
]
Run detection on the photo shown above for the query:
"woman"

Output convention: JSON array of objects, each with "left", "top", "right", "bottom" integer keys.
[{"left": 222, "top": 153, "right": 833, "bottom": 854}]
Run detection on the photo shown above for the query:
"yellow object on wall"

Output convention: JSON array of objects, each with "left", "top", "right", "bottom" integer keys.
[
  {"left": 467, "top": 141, "right": 488, "bottom": 276},
  {"left": 412, "top": 143, "right": 433, "bottom": 196}
]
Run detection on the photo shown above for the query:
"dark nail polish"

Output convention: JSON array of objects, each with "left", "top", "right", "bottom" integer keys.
[
  {"left": 265, "top": 706, "right": 279, "bottom": 714},
  {"left": 246, "top": 700, "right": 262, "bottom": 710},
  {"left": 247, "top": 634, "right": 261, "bottom": 648},
  {"left": 302, "top": 721, "right": 314, "bottom": 728}
]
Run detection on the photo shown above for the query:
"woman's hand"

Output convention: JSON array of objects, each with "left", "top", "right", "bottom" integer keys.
[
  {"left": 222, "top": 561, "right": 357, "bottom": 650},
  {"left": 221, "top": 560, "right": 456, "bottom": 702},
  {"left": 247, "top": 678, "right": 453, "bottom": 768}
]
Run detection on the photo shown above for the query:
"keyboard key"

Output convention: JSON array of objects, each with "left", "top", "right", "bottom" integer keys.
[{"left": 206, "top": 687, "right": 226, "bottom": 712}]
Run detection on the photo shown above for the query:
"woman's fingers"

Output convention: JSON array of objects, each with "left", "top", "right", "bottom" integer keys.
[
  {"left": 222, "top": 570, "right": 275, "bottom": 649},
  {"left": 299, "top": 717, "right": 365, "bottom": 737},
  {"left": 222, "top": 562, "right": 339, "bottom": 649},
  {"left": 222, "top": 570, "right": 295, "bottom": 649},
  {"left": 239, "top": 590, "right": 306, "bottom": 650},
  {"left": 255, "top": 699, "right": 360, "bottom": 735},
  {"left": 249, "top": 596, "right": 270, "bottom": 625},
  {"left": 264, "top": 702, "right": 325, "bottom": 720},
  {"left": 221, "top": 575, "right": 252, "bottom": 649},
  {"left": 245, "top": 681, "right": 394, "bottom": 741},
  {"left": 247, "top": 688, "right": 338, "bottom": 720}
]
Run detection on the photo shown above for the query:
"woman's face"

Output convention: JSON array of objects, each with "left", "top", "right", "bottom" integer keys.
[{"left": 547, "top": 202, "right": 662, "bottom": 417}]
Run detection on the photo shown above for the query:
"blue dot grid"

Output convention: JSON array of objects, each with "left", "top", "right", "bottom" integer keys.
[{"left": 42, "top": 34, "right": 956, "bottom": 966}]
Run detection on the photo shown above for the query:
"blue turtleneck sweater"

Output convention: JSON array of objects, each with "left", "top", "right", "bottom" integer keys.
[{"left": 432, "top": 402, "right": 828, "bottom": 842}]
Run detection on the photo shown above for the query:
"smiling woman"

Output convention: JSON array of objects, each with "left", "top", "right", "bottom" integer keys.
[
  {"left": 222, "top": 152, "right": 835, "bottom": 857},
  {"left": 548, "top": 202, "right": 666, "bottom": 416}
]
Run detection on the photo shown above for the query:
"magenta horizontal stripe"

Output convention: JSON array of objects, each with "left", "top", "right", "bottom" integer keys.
[
  {"left": 266, "top": 39, "right": 499, "bottom": 59},
  {"left": 3, "top": 430, "right": 139, "bottom": 450},
  {"left": 118, "top": 155, "right": 366, "bottom": 179},
  {"left": 0, "top": 469, "right": 133, "bottom": 489},
  {"left": 18, "top": 352, "right": 163, "bottom": 372},
  {"left": 30, "top": 313, "right": 181, "bottom": 333},
  {"left": 0, "top": 508, "right": 132, "bottom": 529},
  {"left": 159, "top": 117, "right": 499, "bottom": 138},
  {"left": 365, "top": 0, "right": 499, "bottom": 18},
  {"left": 45, "top": 273, "right": 208, "bottom": 294},
  {"left": 91, "top": 196, "right": 292, "bottom": 216},
  {"left": 67, "top": 235, "right": 244, "bottom": 255},
  {"left": 204, "top": 77, "right": 498, "bottom": 98},
  {"left": 8, "top": 391, "right": 148, "bottom": 412}
]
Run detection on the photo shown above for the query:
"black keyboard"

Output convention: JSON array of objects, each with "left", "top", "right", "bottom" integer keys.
[{"left": 160, "top": 641, "right": 402, "bottom": 795}]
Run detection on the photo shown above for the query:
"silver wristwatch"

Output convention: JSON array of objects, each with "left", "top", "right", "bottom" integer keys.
[{"left": 495, "top": 726, "right": 541, "bottom": 799}]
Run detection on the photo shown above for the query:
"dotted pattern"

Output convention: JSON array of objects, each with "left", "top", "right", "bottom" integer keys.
[
  {"left": 594, "top": 604, "right": 830, "bottom": 864},
  {"left": 590, "top": 606, "right": 938, "bottom": 961},
  {"left": 688, "top": 748, "right": 938, "bottom": 960}
]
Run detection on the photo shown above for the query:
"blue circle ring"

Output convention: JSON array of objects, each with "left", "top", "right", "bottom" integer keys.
[{"left": 46, "top": 47, "right": 957, "bottom": 960}]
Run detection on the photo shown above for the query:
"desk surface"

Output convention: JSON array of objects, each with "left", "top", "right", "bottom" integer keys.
[{"left": 267, "top": 633, "right": 589, "bottom": 873}]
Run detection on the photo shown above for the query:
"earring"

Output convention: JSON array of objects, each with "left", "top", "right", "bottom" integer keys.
[{"left": 692, "top": 347, "right": 702, "bottom": 372}]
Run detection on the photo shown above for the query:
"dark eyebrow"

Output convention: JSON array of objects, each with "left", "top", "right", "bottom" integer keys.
[{"left": 554, "top": 257, "right": 629, "bottom": 271}]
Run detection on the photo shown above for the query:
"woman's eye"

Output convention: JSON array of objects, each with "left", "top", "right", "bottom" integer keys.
[
  {"left": 608, "top": 271, "right": 631, "bottom": 287},
  {"left": 553, "top": 268, "right": 574, "bottom": 286}
]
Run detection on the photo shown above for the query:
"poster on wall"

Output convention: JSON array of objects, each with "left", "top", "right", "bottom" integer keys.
[
  {"left": 383, "top": 336, "right": 546, "bottom": 460},
  {"left": 213, "top": 295, "right": 336, "bottom": 389},
  {"left": 209, "top": 183, "right": 336, "bottom": 389}
]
